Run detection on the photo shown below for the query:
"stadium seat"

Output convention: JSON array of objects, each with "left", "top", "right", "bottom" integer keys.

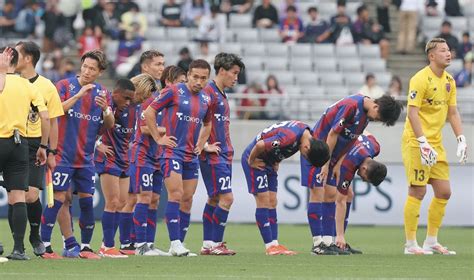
[
  {"left": 336, "top": 45, "right": 358, "bottom": 58},
  {"left": 302, "top": 86, "right": 326, "bottom": 96},
  {"left": 260, "top": 28, "right": 281, "bottom": 43},
  {"left": 326, "top": 86, "right": 350, "bottom": 98},
  {"left": 313, "top": 44, "right": 335, "bottom": 57},
  {"left": 284, "top": 85, "right": 303, "bottom": 95},
  {"left": 374, "top": 72, "right": 392, "bottom": 88},
  {"left": 105, "top": 40, "right": 119, "bottom": 63},
  {"left": 339, "top": 58, "right": 362, "bottom": 72},
  {"left": 422, "top": 17, "right": 443, "bottom": 31},
  {"left": 469, "top": 18, "right": 474, "bottom": 32},
  {"left": 289, "top": 58, "right": 313, "bottom": 72},
  {"left": 447, "top": 59, "right": 463, "bottom": 75},
  {"left": 294, "top": 72, "right": 319, "bottom": 86},
  {"left": 264, "top": 57, "right": 289, "bottom": 71},
  {"left": 167, "top": 27, "right": 189, "bottom": 41},
  {"left": 266, "top": 43, "right": 289, "bottom": 57},
  {"left": 446, "top": 16, "right": 467, "bottom": 33},
  {"left": 314, "top": 58, "right": 338, "bottom": 72},
  {"left": 145, "top": 27, "right": 166, "bottom": 41},
  {"left": 318, "top": 2, "right": 337, "bottom": 18},
  {"left": 346, "top": 2, "right": 362, "bottom": 17},
  {"left": 229, "top": 14, "right": 253, "bottom": 28},
  {"left": 219, "top": 43, "right": 242, "bottom": 55},
  {"left": 358, "top": 44, "right": 381, "bottom": 58},
  {"left": 362, "top": 59, "right": 386, "bottom": 73},
  {"left": 243, "top": 57, "right": 264, "bottom": 71},
  {"left": 320, "top": 72, "right": 345, "bottom": 86},
  {"left": 225, "top": 30, "right": 236, "bottom": 42},
  {"left": 271, "top": 70, "right": 295, "bottom": 85},
  {"left": 290, "top": 44, "right": 312, "bottom": 58},
  {"left": 235, "top": 28, "right": 260, "bottom": 43},
  {"left": 152, "top": 41, "right": 174, "bottom": 56},
  {"left": 242, "top": 43, "right": 266, "bottom": 56}
]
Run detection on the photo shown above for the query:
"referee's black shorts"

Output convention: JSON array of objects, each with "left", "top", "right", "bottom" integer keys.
[
  {"left": 0, "top": 137, "right": 29, "bottom": 191},
  {"left": 27, "top": 137, "right": 45, "bottom": 190}
]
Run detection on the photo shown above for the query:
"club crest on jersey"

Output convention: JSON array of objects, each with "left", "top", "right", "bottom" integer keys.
[
  {"left": 69, "top": 83, "right": 75, "bottom": 91},
  {"left": 202, "top": 95, "right": 210, "bottom": 103},
  {"left": 341, "top": 180, "right": 350, "bottom": 190},
  {"left": 271, "top": 140, "right": 280, "bottom": 148},
  {"left": 445, "top": 83, "right": 451, "bottom": 93},
  {"left": 338, "top": 118, "right": 345, "bottom": 127},
  {"left": 140, "top": 112, "right": 145, "bottom": 120},
  {"left": 28, "top": 110, "right": 39, "bottom": 123},
  {"left": 409, "top": 90, "right": 417, "bottom": 99},
  {"left": 178, "top": 88, "right": 185, "bottom": 95}
]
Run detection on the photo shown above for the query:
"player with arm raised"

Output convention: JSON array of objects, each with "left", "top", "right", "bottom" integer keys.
[{"left": 242, "top": 120, "right": 330, "bottom": 255}]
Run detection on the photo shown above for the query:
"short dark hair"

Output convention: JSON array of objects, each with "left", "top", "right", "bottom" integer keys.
[
  {"left": 160, "top": 65, "right": 177, "bottom": 88},
  {"left": 0, "top": 46, "right": 19, "bottom": 67},
  {"left": 366, "top": 160, "right": 387, "bottom": 186},
  {"left": 114, "top": 78, "right": 135, "bottom": 93},
  {"left": 337, "top": 0, "right": 346, "bottom": 7},
  {"left": 139, "top": 50, "right": 164, "bottom": 66},
  {"left": 365, "top": 73, "right": 375, "bottom": 82},
  {"left": 375, "top": 95, "right": 403, "bottom": 126},
  {"left": 441, "top": 20, "right": 452, "bottom": 27},
  {"left": 356, "top": 4, "right": 367, "bottom": 15},
  {"left": 81, "top": 49, "right": 107, "bottom": 70},
  {"left": 169, "top": 66, "right": 186, "bottom": 83},
  {"left": 16, "top": 41, "right": 41, "bottom": 67},
  {"left": 188, "top": 59, "right": 211, "bottom": 74},
  {"left": 462, "top": 31, "right": 470, "bottom": 37},
  {"left": 286, "top": 5, "right": 297, "bottom": 12},
  {"left": 307, "top": 138, "right": 330, "bottom": 167},
  {"left": 214, "top": 52, "right": 245, "bottom": 75},
  {"left": 308, "top": 7, "right": 317, "bottom": 13}
]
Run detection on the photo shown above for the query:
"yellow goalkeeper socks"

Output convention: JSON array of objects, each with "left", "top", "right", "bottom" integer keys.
[
  {"left": 427, "top": 197, "right": 448, "bottom": 238},
  {"left": 404, "top": 196, "right": 422, "bottom": 241}
]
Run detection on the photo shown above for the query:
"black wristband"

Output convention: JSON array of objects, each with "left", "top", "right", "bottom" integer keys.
[
  {"left": 47, "top": 148, "right": 58, "bottom": 155},
  {"left": 39, "top": 144, "right": 49, "bottom": 150}
]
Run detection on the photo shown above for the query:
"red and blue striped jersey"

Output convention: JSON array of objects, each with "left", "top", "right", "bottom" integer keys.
[
  {"left": 313, "top": 94, "right": 369, "bottom": 164},
  {"left": 338, "top": 134, "right": 380, "bottom": 189},
  {"left": 129, "top": 92, "right": 161, "bottom": 169},
  {"left": 245, "top": 120, "right": 310, "bottom": 165},
  {"left": 200, "top": 81, "right": 233, "bottom": 165},
  {"left": 150, "top": 83, "right": 212, "bottom": 162},
  {"left": 95, "top": 103, "right": 138, "bottom": 170},
  {"left": 56, "top": 77, "right": 111, "bottom": 168}
]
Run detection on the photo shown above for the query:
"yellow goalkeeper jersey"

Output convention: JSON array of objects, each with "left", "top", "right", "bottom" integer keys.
[{"left": 402, "top": 66, "right": 457, "bottom": 147}]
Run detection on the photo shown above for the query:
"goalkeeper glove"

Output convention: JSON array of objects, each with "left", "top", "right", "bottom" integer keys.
[
  {"left": 417, "top": 136, "right": 438, "bottom": 166},
  {"left": 456, "top": 135, "right": 467, "bottom": 164}
]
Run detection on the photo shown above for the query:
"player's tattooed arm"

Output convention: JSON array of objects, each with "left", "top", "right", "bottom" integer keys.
[{"left": 248, "top": 140, "right": 266, "bottom": 171}]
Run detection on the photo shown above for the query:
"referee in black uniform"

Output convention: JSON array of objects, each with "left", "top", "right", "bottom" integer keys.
[{"left": 0, "top": 47, "right": 50, "bottom": 260}]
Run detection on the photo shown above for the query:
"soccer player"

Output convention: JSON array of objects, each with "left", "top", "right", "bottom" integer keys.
[
  {"left": 0, "top": 47, "right": 49, "bottom": 260},
  {"left": 40, "top": 50, "right": 114, "bottom": 259},
  {"left": 402, "top": 38, "right": 467, "bottom": 255},
  {"left": 14, "top": 41, "right": 64, "bottom": 257},
  {"left": 95, "top": 77, "right": 152, "bottom": 258},
  {"left": 242, "top": 120, "right": 330, "bottom": 255},
  {"left": 118, "top": 50, "right": 166, "bottom": 255},
  {"left": 199, "top": 53, "right": 244, "bottom": 256},
  {"left": 144, "top": 59, "right": 213, "bottom": 256},
  {"left": 302, "top": 94, "right": 402, "bottom": 255},
  {"left": 332, "top": 133, "right": 387, "bottom": 253}
]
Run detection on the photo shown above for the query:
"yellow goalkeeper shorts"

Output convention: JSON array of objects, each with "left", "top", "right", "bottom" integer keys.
[{"left": 401, "top": 143, "right": 449, "bottom": 186}]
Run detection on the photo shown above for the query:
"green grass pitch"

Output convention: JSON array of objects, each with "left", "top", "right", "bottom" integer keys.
[{"left": 0, "top": 220, "right": 473, "bottom": 279}]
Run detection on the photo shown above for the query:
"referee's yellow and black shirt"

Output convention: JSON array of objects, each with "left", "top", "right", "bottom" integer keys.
[
  {"left": 0, "top": 74, "right": 47, "bottom": 138},
  {"left": 27, "top": 74, "right": 64, "bottom": 137}
]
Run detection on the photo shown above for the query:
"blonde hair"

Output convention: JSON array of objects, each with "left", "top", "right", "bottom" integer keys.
[
  {"left": 425, "top": 38, "right": 447, "bottom": 54},
  {"left": 131, "top": 73, "right": 157, "bottom": 102}
]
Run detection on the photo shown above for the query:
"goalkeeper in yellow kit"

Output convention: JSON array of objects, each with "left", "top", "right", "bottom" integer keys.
[{"left": 402, "top": 38, "right": 468, "bottom": 255}]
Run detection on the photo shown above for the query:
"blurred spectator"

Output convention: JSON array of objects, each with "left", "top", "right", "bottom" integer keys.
[
  {"left": 299, "top": 7, "right": 330, "bottom": 43},
  {"left": 0, "top": 1, "right": 17, "bottom": 37},
  {"left": 78, "top": 26, "right": 101, "bottom": 56},
  {"left": 195, "top": 42, "right": 215, "bottom": 64},
  {"left": 444, "top": 0, "right": 462, "bottom": 16},
  {"left": 454, "top": 58, "right": 472, "bottom": 88},
  {"left": 220, "top": 0, "right": 254, "bottom": 15},
  {"left": 279, "top": 5, "right": 304, "bottom": 44},
  {"left": 324, "top": 1, "right": 354, "bottom": 45},
  {"left": 41, "top": 54, "right": 61, "bottom": 83},
  {"left": 91, "top": 0, "right": 121, "bottom": 39},
  {"left": 436, "top": 20, "right": 459, "bottom": 58},
  {"left": 279, "top": 0, "right": 299, "bottom": 19},
  {"left": 388, "top": 75, "right": 402, "bottom": 97},
  {"left": 177, "top": 47, "right": 193, "bottom": 72},
  {"left": 426, "top": 0, "right": 443, "bottom": 16},
  {"left": 116, "top": 0, "right": 136, "bottom": 18},
  {"left": 120, "top": 2, "right": 147, "bottom": 37},
  {"left": 457, "top": 32, "right": 472, "bottom": 60},
  {"left": 14, "top": 1, "right": 40, "bottom": 37},
  {"left": 160, "top": 0, "right": 182, "bottom": 27},
  {"left": 264, "top": 74, "right": 286, "bottom": 119},
  {"left": 353, "top": 5, "right": 390, "bottom": 59},
  {"left": 241, "top": 80, "right": 265, "bottom": 119},
  {"left": 59, "top": 58, "right": 76, "bottom": 80},
  {"left": 115, "top": 29, "right": 144, "bottom": 77},
  {"left": 42, "top": 2, "right": 67, "bottom": 52},
  {"left": 359, "top": 73, "right": 385, "bottom": 99},
  {"left": 58, "top": 0, "right": 81, "bottom": 37},
  {"left": 265, "top": 74, "right": 283, "bottom": 95},
  {"left": 397, "top": 0, "right": 424, "bottom": 54},
  {"left": 377, "top": 0, "right": 391, "bottom": 33},
  {"left": 195, "top": 5, "right": 226, "bottom": 43},
  {"left": 252, "top": 0, "right": 279, "bottom": 28},
  {"left": 182, "top": 0, "right": 210, "bottom": 27}
]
